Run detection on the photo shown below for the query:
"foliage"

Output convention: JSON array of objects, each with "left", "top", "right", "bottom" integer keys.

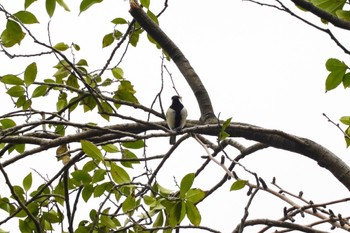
[
  {"left": 0, "top": 1, "right": 205, "bottom": 232},
  {"left": 1, "top": 0, "right": 350, "bottom": 232}
]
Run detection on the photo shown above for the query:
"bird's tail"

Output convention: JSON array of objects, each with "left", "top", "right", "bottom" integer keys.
[{"left": 169, "top": 135, "right": 176, "bottom": 145}]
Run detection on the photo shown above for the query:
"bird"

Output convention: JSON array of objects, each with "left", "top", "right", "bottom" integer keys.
[{"left": 166, "top": 95, "right": 188, "bottom": 145}]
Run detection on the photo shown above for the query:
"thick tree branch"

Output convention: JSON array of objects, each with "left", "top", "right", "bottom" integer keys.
[
  {"left": 128, "top": 0, "right": 216, "bottom": 123},
  {"left": 2, "top": 121, "right": 349, "bottom": 192},
  {"left": 193, "top": 123, "right": 350, "bottom": 191},
  {"left": 289, "top": 0, "right": 350, "bottom": 30}
]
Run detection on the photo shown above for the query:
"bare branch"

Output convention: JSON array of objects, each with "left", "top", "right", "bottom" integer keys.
[{"left": 233, "top": 218, "right": 329, "bottom": 233}]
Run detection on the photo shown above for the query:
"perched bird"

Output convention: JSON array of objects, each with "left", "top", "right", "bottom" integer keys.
[{"left": 166, "top": 96, "right": 188, "bottom": 145}]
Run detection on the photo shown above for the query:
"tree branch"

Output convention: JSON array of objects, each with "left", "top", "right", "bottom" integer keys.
[
  {"left": 2, "top": 120, "right": 350, "bottom": 192},
  {"left": 289, "top": 0, "right": 350, "bottom": 30},
  {"left": 128, "top": 0, "right": 216, "bottom": 123},
  {"left": 233, "top": 218, "right": 329, "bottom": 233}
]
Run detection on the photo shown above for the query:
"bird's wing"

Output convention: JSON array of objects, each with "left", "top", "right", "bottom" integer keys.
[
  {"left": 166, "top": 108, "right": 176, "bottom": 129},
  {"left": 179, "top": 107, "right": 188, "bottom": 129}
]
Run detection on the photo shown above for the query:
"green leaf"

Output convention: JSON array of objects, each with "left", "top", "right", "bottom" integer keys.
[
  {"left": 56, "top": 0, "right": 70, "bottom": 11},
  {"left": 81, "top": 140, "right": 104, "bottom": 161},
  {"left": 186, "top": 188, "right": 206, "bottom": 203},
  {"left": 336, "top": 9, "right": 350, "bottom": 20},
  {"left": 1, "top": 20, "right": 26, "bottom": 47},
  {"left": 340, "top": 116, "right": 350, "bottom": 125},
  {"left": 111, "top": 67, "right": 124, "bottom": 79},
  {"left": 80, "top": 0, "right": 103, "bottom": 14},
  {"left": 169, "top": 201, "right": 186, "bottom": 227},
  {"left": 310, "top": 0, "right": 345, "bottom": 15},
  {"left": 92, "top": 169, "right": 106, "bottom": 183},
  {"left": 15, "top": 144, "right": 25, "bottom": 153},
  {"left": 46, "top": 0, "right": 56, "bottom": 17},
  {"left": 14, "top": 11, "right": 39, "bottom": 24},
  {"left": 180, "top": 173, "right": 195, "bottom": 197},
  {"left": 230, "top": 180, "right": 248, "bottom": 191},
  {"left": 157, "top": 183, "right": 173, "bottom": 196},
  {"left": 114, "top": 80, "right": 139, "bottom": 104},
  {"left": 76, "top": 59, "right": 88, "bottom": 66},
  {"left": 23, "top": 99, "right": 32, "bottom": 110},
  {"left": 129, "top": 31, "right": 140, "bottom": 47},
  {"left": 343, "top": 72, "right": 350, "bottom": 88},
  {"left": 0, "top": 119, "right": 16, "bottom": 129},
  {"left": 94, "top": 182, "right": 113, "bottom": 197},
  {"left": 57, "top": 92, "right": 67, "bottom": 111},
  {"left": 143, "top": 195, "right": 156, "bottom": 206},
  {"left": 153, "top": 211, "right": 164, "bottom": 227},
  {"left": 122, "top": 140, "right": 144, "bottom": 149},
  {"left": 66, "top": 74, "right": 80, "bottom": 89},
  {"left": 82, "top": 160, "right": 98, "bottom": 172},
  {"left": 54, "top": 42, "right": 69, "bottom": 51},
  {"left": 325, "top": 59, "right": 348, "bottom": 91},
  {"left": 113, "top": 30, "right": 123, "bottom": 40},
  {"left": 24, "top": 62, "right": 37, "bottom": 86},
  {"left": 326, "top": 70, "right": 345, "bottom": 91},
  {"left": 146, "top": 10, "right": 158, "bottom": 25},
  {"left": 1, "top": 75, "right": 24, "bottom": 85},
  {"left": 55, "top": 124, "right": 65, "bottom": 136},
  {"left": 72, "top": 43, "right": 80, "bottom": 51},
  {"left": 111, "top": 17, "right": 127, "bottom": 25},
  {"left": 23, "top": 172, "right": 32, "bottom": 192},
  {"left": 16, "top": 95, "right": 26, "bottom": 109},
  {"left": 81, "top": 184, "right": 94, "bottom": 202},
  {"left": 122, "top": 195, "right": 136, "bottom": 213},
  {"left": 71, "top": 170, "right": 92, "bottom": 185},
  {"left": 345, "top": 134, "right": 350, "bottom": 148},
  {"left": 186, "top": 201, "right": 201, "bottom": 226},
  {"left": 219, "top": 117, "right": 232, "bottom": 141},
  {"left": 110, "top": 162, "right": 131, "bottom": 184},
  {"left": 326, "top": 58, "right": 347, "bottom": 71},
  {"left": 7, "top": 85, "right": 25, "bottom": 97},
  {"left": 13, "top": 185, "right": 25, "bottom": 202},
  {"left": 101, "top": 78, "right": 112, "bottom": 87},
  {"left": 98, "top": 100, "right": 113, "bottom": 121},
  {"left": 25, "top": 0, "right": 37, "bottom": 9},
  {"left": 101, "top": 144, "right": 119, "bottom": 153},
  {"left": 82, "top": 95, "right": 97, "bottom": 112},
  {"left": 100, "top": 209, "right": 119, "bottom": 228},
  {"left": 32, "top": 85, "right": 47, "bottom": 98},
  {"left": 102, "top": 33, "right": 114, "bottom": 48},
  {"left": 121, "top": 149, "right": 140, "bottom": 168},
  {"left": 140, "top": 0, "right": 150, "bottom": 8}
]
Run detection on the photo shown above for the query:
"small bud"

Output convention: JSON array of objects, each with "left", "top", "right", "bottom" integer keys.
[
  {"left": 272, "top": 177, "right": 276, "bottom": 184},
  {"left": 220, "top": 155, "right": 225, "bottom": 164},
  {"left": 298, "top": 191, "right": 303, "bottom": 197},
  {"left": 259, "top": 177, "right": 267, "bottom": 189},
  {"left": 247, "top": 187, "right": 252, "bottom": 196}
]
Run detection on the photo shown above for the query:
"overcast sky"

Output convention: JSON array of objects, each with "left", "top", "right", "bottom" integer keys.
[{"left": 1, "top": 0, "right": 350, "bottom": 232}]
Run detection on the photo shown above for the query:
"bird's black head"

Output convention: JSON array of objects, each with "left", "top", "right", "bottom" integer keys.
[
  {"left": 171, "top": 96, "right": 181, "bottom": 101},
  {"left": 170, "top": 96, "right": 183, "bottom": 108}
]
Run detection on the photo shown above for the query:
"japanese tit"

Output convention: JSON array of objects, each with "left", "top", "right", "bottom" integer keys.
[{"left": 166, "top": 96, "right": 188, "bottom": 145}]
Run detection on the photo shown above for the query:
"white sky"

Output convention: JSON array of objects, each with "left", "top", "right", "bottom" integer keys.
[{"left": 1, "top": 0, "right": 350, "bottom": 232}]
